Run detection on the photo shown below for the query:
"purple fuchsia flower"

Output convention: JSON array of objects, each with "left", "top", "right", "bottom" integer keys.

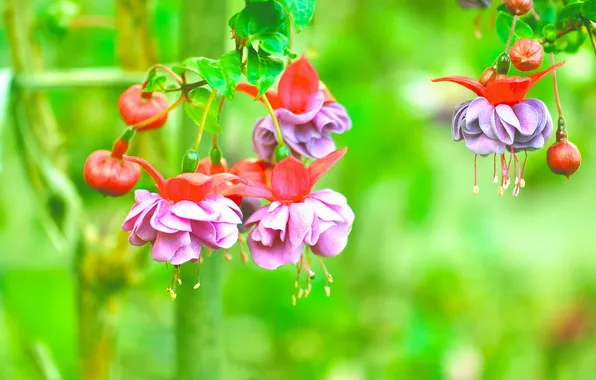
[
  {"left": 120, "top": 155, "right": 247, "bottom": 295},
  {"left": 433, "top": 61, "right": 565, "bottom": 196},
  {"left": 237, "top": 56, "right": 352, "bottom": 161},
  {"left": 224, "top": 148, "right": 354, "bottom": 300}
]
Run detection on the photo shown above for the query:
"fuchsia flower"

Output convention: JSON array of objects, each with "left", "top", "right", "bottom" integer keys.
[
  {"left": 121, "top": 156, "right": 245, "bottom": 265},
  {"left": 238, "top": 56, "right": 352, "bottom": 161},
  {"left": 432, "top": 61, "right": 565, "bottom": 195},
  {"left": 224, "top": 148, "right": 354, "bottom": 270}
]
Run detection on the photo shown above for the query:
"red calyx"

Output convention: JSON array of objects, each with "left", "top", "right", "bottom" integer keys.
[
  {"left": 547, "top": 140, "right": 581, "bottom": 179},
  {"left": 510, "top": 38, "right": 544, "bottom": 72},
  {"left": 506, "top": 0, "right": 533, "bottom": 16},
  {"left": 84, "top": 150, "right": 141, "bottom": 196},
  {"left": 118, "top": 84, "right": 169, "bottom": 131}
]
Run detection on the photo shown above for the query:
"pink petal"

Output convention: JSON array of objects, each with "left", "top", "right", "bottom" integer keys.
[
  {"left": 151, "top": 231, "right": 190, "bottom": 263},
  {"left": 170, "top": 237, "right": 202, "bottom": 265},
  {"left": 245, "top": 205, "right": 269, "bottom": 226},
  {"left": 288, "top": 203, "right": 315, "bottom": 247},
  {"left": 248, "top": 229, "right": 303, "bottom": 270}
]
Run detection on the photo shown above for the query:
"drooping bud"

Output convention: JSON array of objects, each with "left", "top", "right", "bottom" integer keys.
[
  {"left": 181, "top": 149, "right": 200, "bottom": 173},
  {"left": 118, "top": 84, "right": 169, "bottom": 131},
  {"left": 510, "top": 38, "right": 544, "bottom": 71},
  {"left": 547, "top": 141, "right": 581, "bottom": 179},
  {"left": 84, "top": 150, "right": 141, "bottom": 196},
  {"left": 506, "top": 0, "right": 533, "bottom": 16}
]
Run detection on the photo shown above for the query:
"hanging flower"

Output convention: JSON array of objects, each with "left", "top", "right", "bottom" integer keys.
[
  {"left": 121, "top": 156, "right": 245, "bottom": 266},
  {"left": 433, "top": 61, "right": 564, "bottom": 195},
  {"left": 237, "top": 56, "right": 352, "bottom": 161},
  {"left": 224, "top": 147, "right": 354, "bottom": 298},
  {"left": 118, "top": 84, "right": 169, "bottom": 131}
]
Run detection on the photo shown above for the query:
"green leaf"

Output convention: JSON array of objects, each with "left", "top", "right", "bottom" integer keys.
[
  {"left": 196, "top": 51, "right": 242, "bottom": 98},
  {"left": 143, "top": 74, "right": 166, "bottom": 92},
  {"left": 557, "top": 3, "right": 584, "bottom": 28},
  {"left": 249, "top": 32, "right": 290, "bottom": 54},
  {"left": 542, "top": 24, "right": 557, "bottom": 42},
  {"left": 555, "top": 30, "right": 587, "bottom": 53},
  {"left": 276, "top": 0, "right": 317, "bottom": 32},
  {"left": 172, "top": 57, "right": 201, "bottom": 76},
  {"left": 246, "top": 46, "right": 285, "bottom": 96},
  {"left": 495, "top": 11, "right": 533, "bottom": 45},
  {"left": 184, "top": 88, "right": 222, "bottom": 135},
  {"left": 231, "top": 1, "right": 290, "bottom": 41},
  {"left": 582, "top": 0, "right": 596, "bottom": 22}
]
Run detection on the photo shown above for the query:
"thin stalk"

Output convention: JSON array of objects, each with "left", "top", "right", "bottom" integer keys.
[
  {"left": 585, "top": 19, "right": 596, "bottom": 57},
  {"left": 192, "top": 90, "right": 218, "bottom": 149},
  {"left": 505, "top": 15, "right": 518, "bottom": 52},
  {"left": 130, "top": 95, "right": 185, "bottom": 130},
  {"left": 262, "top": 95, "right": 285, "bottom": 146},
  {"left": 550, "top": 53, "right": 564, "bottom": 118}
]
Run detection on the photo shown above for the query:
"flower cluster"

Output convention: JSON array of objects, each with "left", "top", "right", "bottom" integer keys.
[
  {"left": 238, "top": 56, "right": 352, "bottom": 161},
  {"left": 84, "top": 55, "right": 354, "bottom": 301},
  {"left": 433, "top": 61, "right": 564, "bottom": 196}
]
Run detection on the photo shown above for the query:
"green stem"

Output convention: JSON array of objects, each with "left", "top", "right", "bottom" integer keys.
[
  {"left": 585, "top": 19, "right": 596, "bottom": 57},
  {"left": 192, "top": 89, "right": 218, "bottom": 149},
  {"left": 504, "top": 15, "right": 517, "bottom": 52},
  {"left": 176, "top": 257, "right": 224, "bottom": 379},
  {"left": 177, "top": 0, "right": 227, "bottom": 378},
  {"left": 262, "top": 95, "right": 285, "bottom": 146}
]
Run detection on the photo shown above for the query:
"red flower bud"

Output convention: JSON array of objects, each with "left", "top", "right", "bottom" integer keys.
[
  {"left": 506, "top": 0, "right": 533, "bottom": 16},
  {"left": 118, "top": 85, "right": 169, "bottom": 131},
  {"left": 547, "top": 140, "right": 581, "bottom": 179},
  {"left": 84, "top": 150, "right": 141, "bottom": 196},
  {"left": 479, "top": 67, "right": 497, "bottom": 86},
  {"left": 510, "top": 38, "right": 544, "bottom": 72}
]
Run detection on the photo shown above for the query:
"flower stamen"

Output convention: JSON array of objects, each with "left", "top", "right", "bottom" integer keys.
[{"left": 473, "top": 154, "right": 479, "bottom": 194}]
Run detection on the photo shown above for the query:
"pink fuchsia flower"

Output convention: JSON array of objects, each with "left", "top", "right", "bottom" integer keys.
[
  {"left": 121, "top": 156, "right": 245, "bottom": 266},
  {"left": 432, "top": 62, "right": 565, "bottom": 196},
  {"left": 224, "top": 148, "right": 354, "bottom": 276},
  {"left": 237, "top": 56, "right": 352, "bottom": 161}
]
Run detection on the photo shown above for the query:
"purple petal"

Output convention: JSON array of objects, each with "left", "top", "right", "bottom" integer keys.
[
  {"left": 170, "top": 237, "right": 202, "bottom": 265},
  {"left": 288, "top": 203, "right": 315, "bottom": 247},
  {"left": 462, "top": 131, "right": 506, "bottom": 155}
]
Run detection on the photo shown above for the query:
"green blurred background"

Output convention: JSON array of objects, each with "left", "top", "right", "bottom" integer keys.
[{"left": 1, "top": 0, "right": 596, "bottom": 379}]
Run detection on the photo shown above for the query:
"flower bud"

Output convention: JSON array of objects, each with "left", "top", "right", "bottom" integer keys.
[
  {"left": 506, "top": 0, "right": 533, "bottom": 16},
  {"left": 495, "top": 53, "right": 511, "bottom": 75},
  {"left": 209, "top": 146, "right": 222, "bottom": 166},
  {"left": 84, "top": 150, "right": 141, "bottom": 196},
  {"left": 479, "top": 67, "right": 497, "bottom": 86},
  {"left": 510, "top": 38, "right": 544, "bottom": 71},
  {"left": 547, "top": 140, "right": 581, "bottom": 179},
  {"left": 181, "top": 149, "right": 200, "bottom": 173},
  {"left": 274, "top": 145, "right": 292, "bottom": 163},
  {"left": 118, "top": 84, "right": 169, "bottom": 131}
]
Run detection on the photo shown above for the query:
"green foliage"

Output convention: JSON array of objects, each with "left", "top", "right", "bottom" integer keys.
[
  {"left": 142, "top": 70, "right": 167, "bottom": 92},
  {"left": 246, "top": 46, "right": 285, "bottom": 96},
  {"left": 495, "top": 11, "right": 533, "bottom": 44},
  {"left": 36, "top": 0, "right": 80, "bottom": 39},
  {"left": 196, "top": 52, "right": 243, "bottom": 98},
  {"left": 581, "top": 0, "right": 596, "bottom": 21},
  {"left": 184, "top": 88, "right": 222, "bottom": 135}
]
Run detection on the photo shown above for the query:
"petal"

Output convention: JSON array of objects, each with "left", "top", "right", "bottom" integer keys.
[
  {"left": 462, "top": 131, "right": 506, "bottom": 155},
  {"left": 303, "top": 135, "right": 337, "bottom": 160},
  {"left": 511, "top": 102, "right": 539, "bottom": 136},
  {"left": 311, "top": 224, "right": 350, "bottom": 257},
  {"left": 151, "top": 231, "right": 191, "bottom": 263},
  {"left": 261, "top": 203, "right": 290, "bottom": 231},
  {"left": 221, "top": 183, "right": 274, "bottom": 202},
  {"left": 245, "top": 205, "right": 270, "bottom": 226},
  {"left": 271, "top": 157, "right": 310, "bottom": 201},
  {"left": 432, "top": 76, "right": 487, "bottom": 98},
  {"left": 170, "top": 200, "right": 212, "bottom": 221},
  {"left": 170, "top": 238, "right": 202, "bottom": 265},
  {"left": 150, "top": 201, "right": 178, "bottom": 233},
  {"left": 308, "top": 147, "right": 347, "bottom": 189},
  {"left": 452, "top": 101, "right": 470, "bottom": 141},
  {"left": 278, "top": 55, "right": 320, "bottom": 114},
  {"left": 248, "top": 230, "right": 303, "bottom": 270},
  {"left": 288, "top": 203, "right": 315, "bottom": 247}
]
